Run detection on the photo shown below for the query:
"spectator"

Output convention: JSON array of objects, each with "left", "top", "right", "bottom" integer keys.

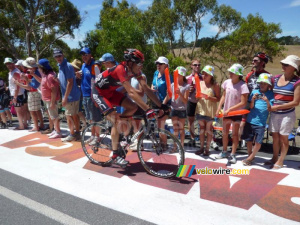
[
  {"left": 71, "top": 59, "right": 87, "bottom": 130},
  {"left": 37, "top": 59, "right": 62, "bottom": 138},
  {"left": 195, "top": 65, "right": 220, "bottom": 156},
  {"left": 268, "top": 55, "right": 300, "bottom": 169},
  {"left": 53, "top": 49, "right": 81, "bottom": 141},
  {"left": 4, "top": 57, "right": 27, "bottom": 130},
  {"left": 186, "top": 59, "right": 202, "bottom": 146},
  {"left": 79, "top": 47, "right": 102, "bottom": 145},
  {"left": 0, "top": 78, "right": 11, "bottom": 128},
  {"left": 151, "top": 56, "right": 173, "bottom": 147},
  {"left": 215, "top": 64, "right": 249, "bottom": 164},
  {"left": 15, "top": 59, "right": 31, "bottom": 124},
  {"left": 14, "top": 57, "right": 45, "bottom": 132},
  {"left": 164, "top": 66, "right": 189, "bottom": 150},
  {"left": 241, "top": 73, "right": 274, "bottom": 166}
]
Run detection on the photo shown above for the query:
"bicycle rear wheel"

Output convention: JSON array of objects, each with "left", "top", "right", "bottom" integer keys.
[
  {"left": 137, "top": 128, "right": 185, "bottom": 178},
  {"left": 81, "top": 122, "right": 113, "bottom": 165}
]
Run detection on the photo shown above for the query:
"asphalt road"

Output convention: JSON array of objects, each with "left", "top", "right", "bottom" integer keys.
[{"left": 0, "top": 169, "right": 153, "bottom": 225}]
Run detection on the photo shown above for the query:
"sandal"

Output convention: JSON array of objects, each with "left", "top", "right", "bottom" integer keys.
[
  {"left": 195, "top": 148, "right": 204, "bottom": 155},
  {"left": 203, "top": 150, "right": 210, "bottom": 156},
  {"left": 272, "top": 164, "right": 283, "bottom": 170},
  {"left": 242, "top": 159, "right": 252, "bottom": 166}
]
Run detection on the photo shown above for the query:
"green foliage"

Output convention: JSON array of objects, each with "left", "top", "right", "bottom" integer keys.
[{"left": 0, "top": 0, "right": 82, "bottom": 60}]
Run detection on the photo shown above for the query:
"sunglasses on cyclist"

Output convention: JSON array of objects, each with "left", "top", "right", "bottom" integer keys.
[{"left": 192, "top": 64, "right": 201, "bottom": 67}]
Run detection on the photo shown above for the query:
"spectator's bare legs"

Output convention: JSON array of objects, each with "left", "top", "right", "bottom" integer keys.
[
  {"left": 0, "top": 112, "right": 7, "bottom": 124},
  {"left": 199, "top": 120, "right": 206, "bottom": 150},
  {"left": 205, "top": 120, "right": 213, "bottom": 153},
  {"left": 5, "top": 109, "right": 12, "bottom": 121},
  {"left": 29, "top": 110, "right": 39, "bottom": 131},
  {"left": 274, "top": 134, "right": 289, "bottom": 167},
  {"left": 37, "top": 110, "right": 44, "bottom": 129},
  {"left": 188, "top": 116, "right": 195, "bottom": 139},
  {"left": 222, "top": 118, "right": 232, "bottom": 153},
  {"left": 158, "top": 115, "right": 168, "bottom": 147},
  {"left": 231, "top": 121, "right": 241, "bottom": 155},
  {"left": 78, "top": 111, "right": 87, "bottom": 128},
  {"left": 15, "top": 107, "right": 27, "bottom": 129},
  {"left": 270, "top": 132, "right": 280, "bottom": 164},
  {"left": 53, "top": 117, "right": 61, "bottom": 133},
  {"left": 178, "top": 118, "right": 185, "bottom": 147}
]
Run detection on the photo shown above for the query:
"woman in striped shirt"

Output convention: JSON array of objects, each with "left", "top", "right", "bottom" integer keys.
[{"left": 268, "top": 55, "right": 300, "bottom": 169}]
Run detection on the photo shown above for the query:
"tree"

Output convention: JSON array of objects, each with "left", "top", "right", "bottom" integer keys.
[
  {"left": 174, "top": 0, "right": 217, "bottom": 59},
  {"left": 0, "top": 0, "right": 82, "bottom": 59},
  {"left": 144, "top": 0, "right": 178, "bottom": 57},
  {"left": 198, "top": 13, "right": 284, "bottom": 83}
]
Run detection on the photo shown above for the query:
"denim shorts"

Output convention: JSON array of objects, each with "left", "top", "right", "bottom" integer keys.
[
  {"left": 241, "top": 122, "right": 265, "bottom": 144},
  {"left": 196, "top": 114, "right": 214, "bottom": 122},
  {"left": 82, "top": 97, "right": 93, "bottom": 121},
  {"left": 170, "top": 109, "right": 187, "bottom": 119}
]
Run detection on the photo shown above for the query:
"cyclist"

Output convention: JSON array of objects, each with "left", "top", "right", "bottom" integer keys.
[{"left": 93, "top": 49, "right": 167, "bottom": 167}]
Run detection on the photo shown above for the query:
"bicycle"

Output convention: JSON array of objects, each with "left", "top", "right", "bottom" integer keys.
[{"left": 81, "top": 110, "right": 185, "bottom": 178}]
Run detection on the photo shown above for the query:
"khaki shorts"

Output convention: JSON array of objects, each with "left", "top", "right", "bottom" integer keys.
[
  {"left": 44, "top": 101, "right": 59, "bottom": 120},
  {"left": 65, "top": 100, "right": 79, "bottom": 116},
  {"left": 269, "top": 111, "right": 296, "bottom": 136},
  {"left": 28, "top": 91, "right": 41, "bottom": 111}
]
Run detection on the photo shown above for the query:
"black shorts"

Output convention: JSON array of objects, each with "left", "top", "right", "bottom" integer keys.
[
  {"left": 23, "top": 90, "right": 28, "bottom": 104},
  {"left": 13, "top": 94, "right": 25, "bottom": 107},
  {"left": 241, "top": 122, "right": 265, "bottom": 144},
  {"left": 170, "top": 109, "right": 187, "bottom": 119},
  {"left": 187, "top": 101, "right": 197, "bottom": 117},
  {"left": 224, "top": 115, "right": 243, "bottom": 122},
  {"left": 0, "top": 93, "right": 10, "bottom": 111}
]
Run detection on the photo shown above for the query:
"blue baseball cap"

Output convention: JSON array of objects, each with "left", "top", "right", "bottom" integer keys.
[
  {"left": 80, "top": 47, "right": 91, "bottom": 55},
  {"left": 100, "top": 53, "right": 115, "bottom": 62},
  {"left": 38, "top": 58, "right": 52, "bottom": 70}
]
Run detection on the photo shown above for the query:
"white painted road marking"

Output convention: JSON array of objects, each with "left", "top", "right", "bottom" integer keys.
[{"left": 0, "top": 185, "right": 89, "bottom": 225}]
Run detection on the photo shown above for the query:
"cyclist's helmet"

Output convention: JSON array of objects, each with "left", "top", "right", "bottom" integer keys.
[
  {"left": 254, "top": 52, "right": 269, "bottom": 63},
  {"left": 124, "top": 49, "right": 144, "bottom": 64}
]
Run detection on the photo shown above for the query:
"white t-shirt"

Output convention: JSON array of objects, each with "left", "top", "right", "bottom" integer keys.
[{"left": 8, "top": 68, "right": 24, "bottom": 96}]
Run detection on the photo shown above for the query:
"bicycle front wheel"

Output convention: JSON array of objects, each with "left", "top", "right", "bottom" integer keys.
[
  {"left": 81, "top": 122, "right": 113, "bottom": 165},
  {"left": 137, "top": 128, "right": 185, "bottom": 178}
]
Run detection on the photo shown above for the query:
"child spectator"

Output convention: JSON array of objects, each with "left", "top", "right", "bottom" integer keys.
[
  {"left": 164, "top": 66, "right": 189, "bottom": 150},
  {"left": 215, "top": 64, "right": 249, "bottom": 164},
  {"left": 241, "top": 73, "right": 274, "bottom": 166},
  {"left": 194, "top": 65, "right": 220, "bottom": 156}
]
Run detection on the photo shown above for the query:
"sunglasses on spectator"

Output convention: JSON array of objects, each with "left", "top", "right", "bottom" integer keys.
[
  {"left": 81, "top": 54, "right": 89, "bottom": 57},
  {"left": 156, "top": 62, "right": 165, "bottom": 65},
  {"left": 252, "top": 59, "right": 259, "bottom": 62},
  {"left": 54, "top": 55, "right": 62, "bottom": 58},
  {"left": 281, "top": 63, "right": 289, "bottom": 67},
  {"left": 192, "top": 64, "right": 201, "bottom": 67}
]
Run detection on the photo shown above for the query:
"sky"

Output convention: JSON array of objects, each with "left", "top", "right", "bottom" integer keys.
[{"left": 63, "top": 0, "right": 300, "bottom": 49}]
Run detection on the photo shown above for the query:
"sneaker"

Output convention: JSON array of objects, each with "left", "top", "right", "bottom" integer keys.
[
  {"left": 89, "top": 137, "right": 99, "bottom": 146},
  {"left": 62, "top": 134, "right": 76, "bottom": 142},
  {"left": 49, "top": 132, "right": 62, "bottom": 139},
  {"left": 47, "top": 129, "right": 56, "bottom": 136},
  {"left": 8, "top": 120, "right": 13, "bottom": 127},
  {"left": 228, "top": 154, "right": 237, "bottom": 164},
  {"left": 187, "top": 139, "right": 195, "bottom": 146},
  {"left": 74, "top": 132, "right": 81, "bottom": 141},
  {"left": 215, "top": 151, "right": 228, "bottom": 159},
  {"left": 84, "top": 136, "right": 94, "bottom": 144},
  {"left": 41, "top": 128, "right": 53, "bottom": 134},
  {"left": 112, "top": 156, "right": 129, "bottom": 168},
  {"left": 0, "top": 123, "right": 7, "bottom": 129}
]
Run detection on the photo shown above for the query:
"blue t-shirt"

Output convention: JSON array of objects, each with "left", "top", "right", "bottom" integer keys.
[
  {"left": 152, "top": 70, "right": 173, "bottom": 103},
  {"left": 247, "top": 89, "right": 274, "bottom": 126},
  {"left": 58, "top": 58, "right": 81, "bottom": 102},
  {"left": 29, "top": 70, "right": 41, "bottom": 89},
  {"left": 81, "top": 59, "right": 96, "bottom": 97}
]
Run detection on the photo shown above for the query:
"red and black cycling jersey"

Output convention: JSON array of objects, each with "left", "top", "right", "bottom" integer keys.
[{"left": 94, "top": 62, "right": 134, "bottom": 97}]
